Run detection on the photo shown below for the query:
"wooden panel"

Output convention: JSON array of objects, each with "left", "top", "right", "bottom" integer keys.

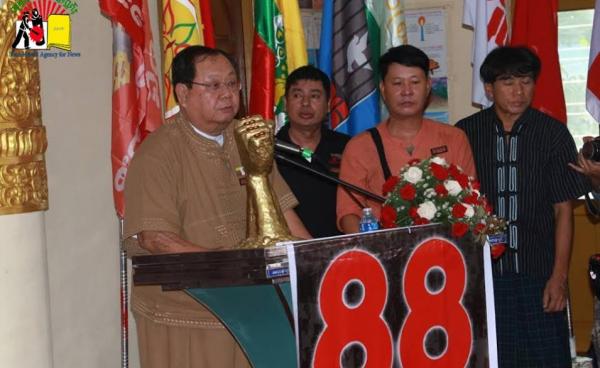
[
  {"left": 211, "top": 0, "right": 249, "bottom": 115},
  {"left": 559, "top": 0, "right": 595, "bottom": 11},
  {"left": 570, "top": 200, "right": 600, "bottom": 353}
]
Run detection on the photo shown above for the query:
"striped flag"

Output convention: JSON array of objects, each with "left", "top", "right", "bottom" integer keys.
[
  {"left": 511, "top": 0, "right": 567, "bottom": 123},
  {"left": 318, "top": 0, "right": 381, "bottom": 136},
  {"left": 463, "top": 0, "right": 509, "bottom": 107},
  {"left": 161, "top": 0, "right": 215, "bottom": 118},
  {"left": 99, "top": 0, "right": 163, "bottom": 218},
  {"left": 587, "top": 0, "right": 600, "bottom": 123},
  {"left": 249, "top": 0, "right": 307, "bottom": 130}
]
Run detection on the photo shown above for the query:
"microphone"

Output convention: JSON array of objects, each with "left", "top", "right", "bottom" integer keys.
[{"left": 275, "top": 139, "right": 314, "bottom": 162}]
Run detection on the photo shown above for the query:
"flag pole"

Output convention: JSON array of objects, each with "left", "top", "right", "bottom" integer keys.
[{"left": 119, "top": 217, "right": 129, "bottom": 368}]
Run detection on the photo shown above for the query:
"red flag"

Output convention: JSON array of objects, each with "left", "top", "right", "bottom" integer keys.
[
  {"left": 198, "top": 0, "right": 215, "bottom": 47},
  {"left": 510, "top": 0, "right": 567, "bottom": 123},
  {"left": 100, "top": 0, "right": 163, "bottom": 218}
]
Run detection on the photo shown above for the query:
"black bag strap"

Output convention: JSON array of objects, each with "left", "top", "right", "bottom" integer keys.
[{"left": 368, "top": 127, "right": 392, "bottom": 181}]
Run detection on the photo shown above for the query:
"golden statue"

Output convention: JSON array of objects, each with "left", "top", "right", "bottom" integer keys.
[{"left": 234, "top": 115, "right": 294, "bottom": 248}]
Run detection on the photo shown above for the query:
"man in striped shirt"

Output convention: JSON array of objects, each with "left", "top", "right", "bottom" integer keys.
[{"left": 456, "top": 46, "right": 590, "bottom": 367}]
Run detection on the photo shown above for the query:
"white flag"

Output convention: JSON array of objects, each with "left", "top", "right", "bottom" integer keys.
[
  {"left": 587, "top": 0, "right": 600, "bottom": 123},
  {"left": 463, "top": 0, "right": 509, "bottom": 107}
]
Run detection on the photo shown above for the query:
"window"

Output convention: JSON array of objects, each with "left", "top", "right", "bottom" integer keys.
[{"left": 558, "top": 9, "right": 598, "bottom": 149}]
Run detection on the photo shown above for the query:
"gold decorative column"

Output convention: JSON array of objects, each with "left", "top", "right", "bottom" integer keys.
[{"left": 0, "top": 0, "right": 48, "bottom": 216}]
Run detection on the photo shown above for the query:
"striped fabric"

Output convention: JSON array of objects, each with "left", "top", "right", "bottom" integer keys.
[
  {"left": 494, "top": 274, "right": 571, "bottom": 367},
  {"left": 456, "top": 107, "right": 591, "bottom": 277}
]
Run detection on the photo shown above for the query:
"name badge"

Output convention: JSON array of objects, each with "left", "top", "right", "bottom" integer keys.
[
  {"left": 235, "top": 166, "right": 247, "bottom": 186},
  {"left": 430, "top": 145, "right": 448, "bottom": 155}
]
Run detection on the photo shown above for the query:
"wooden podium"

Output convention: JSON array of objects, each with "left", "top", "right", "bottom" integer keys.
[{"left": 133, "top": 224, "right": 496, "bottom": 368}]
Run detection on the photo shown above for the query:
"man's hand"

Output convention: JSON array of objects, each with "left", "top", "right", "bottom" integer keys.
[
  {"left": 569, "top": 136, "right": 600, "bottom": 189},
  {"left": 234, "top": 116, "right": 275, "bottom": 176},
  {"left": 543, "top": 274, "right": 568, "bottom": 312}
]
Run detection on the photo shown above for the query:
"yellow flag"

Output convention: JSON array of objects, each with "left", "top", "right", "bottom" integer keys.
[
  {"left": 162, "top": 0, "right": 203, "bottom": 117},
  {"left": 276, "top": 0, "right": 308, "bottom": 74}
]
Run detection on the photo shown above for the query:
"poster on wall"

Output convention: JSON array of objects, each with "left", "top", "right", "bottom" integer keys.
[
  {"left": 301, "top": 9, "right": 322, "bottom": 66},
  {"left": 406, "top": 8, "right": 449, "bottom": 123},
  {"left": 287, "top": 224, "right": 496, "bottom": 367}
]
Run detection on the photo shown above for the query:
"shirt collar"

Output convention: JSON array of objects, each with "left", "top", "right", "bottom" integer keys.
[{"left": 189, "top": 123, "right": 224, "bottom": 146}]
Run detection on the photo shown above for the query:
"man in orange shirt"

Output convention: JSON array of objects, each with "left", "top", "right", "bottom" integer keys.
[{"left": 337, "top": 45, "right": 476, "bottom": 233}]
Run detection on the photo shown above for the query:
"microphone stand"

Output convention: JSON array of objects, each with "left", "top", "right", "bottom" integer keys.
[{"left": 274, "top": 152, "right": 386, "bottom": 203}]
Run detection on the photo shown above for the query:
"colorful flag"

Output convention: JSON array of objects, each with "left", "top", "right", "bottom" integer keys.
[
  {"left": 99, "top": 0, "right": 163, "bottom": 218},
  {"left": 249, "top": 0, "right": 307, "bottom": 131},
  {"left": 318, "top": 0, "right": 381, "bottom": 136},
  {"left": 368, "top": 0, "right": 408, "bottom": 52},
  {"left": 162, "top": 0, "right": 215, "bottom": 118},
  {"left": 463, "top": 0, "right": 509, "bottom": 107},
  {"left": 511, "top": 0, "right": 567, "bottom": 123},
  {"left": 587, "top": 0, "right": 600, "bottom": 123}
]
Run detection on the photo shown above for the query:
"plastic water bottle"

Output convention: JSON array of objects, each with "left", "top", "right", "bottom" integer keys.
[{"left": 359, "top": 207, "right": 380, "bottom": 233}]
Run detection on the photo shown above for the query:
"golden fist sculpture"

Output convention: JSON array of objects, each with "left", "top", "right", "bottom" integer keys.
[{"left": 234, "top": 116, "right": 294, "bottom": 248}]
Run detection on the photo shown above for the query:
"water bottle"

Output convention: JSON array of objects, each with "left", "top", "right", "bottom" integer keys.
[{"left": 359, "top": 207, "right": 380, "bottom": 233}]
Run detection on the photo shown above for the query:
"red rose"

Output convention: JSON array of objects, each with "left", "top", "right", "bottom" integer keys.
[
  {"left": 481, "top": 198, "right": 493, "bottom": 214},
  {"left": 414, "top": 217, "right": 430, "bottom": 225},
  {"left": 382, "top": 175, "right": 400, "bottom": 196},
  {"left": 463, "top": 193, "right": 479, "bottom": 205},
  {"left": 449, "top": 164, "right": 461, "bottom": 178},
  {"left": 430, "top": 162, "right": 449, "bottom": 180},
  {"left": 400, "top": 184, "right": 417, "bottom": 201},
  {"left": 408, "top": 206, "right": 418, "bottom": 218},
  {"left": 456, "top": 173, "right": 469, "bottom": 188},
  {"left": 472, "top": 181, "right": 481, "bottom": 191},
  {"left": 380, "top": 205, "right": 397, "bottom": 228},
  {"left": 452, "top": 203, "right": 467, "bottom": 218},
  {"left": 408, "top": 158, "right": 421, "bottom": 165},
  {"left": 491, "top": 244, "right": 506, "bottom": 260},
  {"left": 434, "top": 183, "right": 448, "bottom": 196},
  {"left": 452, "top": 222, "right": 469, "bottom": 238},
  {"left": 473, "top": 223, "right": 486, "bottom": 235}
]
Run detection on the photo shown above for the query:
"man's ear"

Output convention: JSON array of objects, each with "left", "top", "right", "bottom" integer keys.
[
  {"left": 175, "top": 83, "right": 189, "bottom": 107},
  {"left": 484, "top": 83, "right": 494, "bottom": 100},
  {"left": 379, "top": 80, "right": 386, "bottom": 103}
]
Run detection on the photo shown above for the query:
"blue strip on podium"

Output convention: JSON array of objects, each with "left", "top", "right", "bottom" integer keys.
[{"left": 186, "top": 283, "right": 296, "bottom": 367}]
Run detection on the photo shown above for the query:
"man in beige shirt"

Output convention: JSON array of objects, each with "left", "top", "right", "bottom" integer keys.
[{"left": 124, "top": 45, "right": 309, "bottom": 368}]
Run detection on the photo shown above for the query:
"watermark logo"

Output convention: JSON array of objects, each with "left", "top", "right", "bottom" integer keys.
[{"left": 11, "top": 0, "right": 78, "bottom": 51}]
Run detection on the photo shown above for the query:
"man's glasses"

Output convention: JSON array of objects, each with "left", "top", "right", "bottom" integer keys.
[{"left": 189, "top": 80, "right": 242, "bottom": 93}]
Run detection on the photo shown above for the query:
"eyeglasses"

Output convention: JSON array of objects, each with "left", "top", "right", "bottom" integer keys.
[{"left": 189, "top": 80, "right": 242, "bottom": 93}]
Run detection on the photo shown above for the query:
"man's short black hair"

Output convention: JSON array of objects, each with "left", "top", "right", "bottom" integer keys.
[
  {"left": 285, "top": 65, "right": 331, "bottom": 99},
  {"left": 171, "top": 45, "right": 239, "bottom": 103},
  {"left": 379, "top": 45, "right": 430, "bottom": 80},
  {"left": 480, "top": 46, "right": 541, "bottom": 84}
]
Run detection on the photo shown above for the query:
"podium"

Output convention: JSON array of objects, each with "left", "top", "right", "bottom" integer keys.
[{"left": 133, "top": 224, "right": 497, "bottom": 367}]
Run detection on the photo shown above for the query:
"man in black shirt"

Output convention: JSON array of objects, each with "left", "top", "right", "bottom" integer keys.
[
  {"left": 456, "top": 46, "right": 590, "bottom": 367},
  {"left": 276, "top": 66, "right": 350, "bottom": 238}
]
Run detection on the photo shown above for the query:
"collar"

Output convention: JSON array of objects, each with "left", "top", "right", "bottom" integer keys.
[{"left": 189, "top": 123, "right": 224, "bottom": 146}]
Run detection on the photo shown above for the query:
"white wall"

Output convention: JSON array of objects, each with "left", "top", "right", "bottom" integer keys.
[{"left": 39, "top": 2, "right": 136, "bottom": 367}]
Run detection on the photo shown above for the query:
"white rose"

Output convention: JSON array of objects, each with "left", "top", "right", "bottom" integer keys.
[
  {"left": 417, "top": 201, "right": 437, "bottom": 220},
  {"left": 430, "top": 156, "right": 447, "bottom": 166},
  {"left": 404, "top": 167, "right": 423, "bottom": 184},
  {"left": 424, "top": 188, "right": 436, "bottom": 198},
  {"left": 464, "top": 204, "right": 475, "bottom": 218},
  {"left": 444, "top": 180, "right": 462, "bottom": 196}
]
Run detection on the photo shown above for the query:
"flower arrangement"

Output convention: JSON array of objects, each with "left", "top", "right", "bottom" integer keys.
[{"left": 380, "top": 157, "right": 507, "bottom": 258}]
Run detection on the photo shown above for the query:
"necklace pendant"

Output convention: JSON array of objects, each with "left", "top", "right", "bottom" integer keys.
[{"left": 406, "top": 144, "right": 415, "bottom": 156}]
